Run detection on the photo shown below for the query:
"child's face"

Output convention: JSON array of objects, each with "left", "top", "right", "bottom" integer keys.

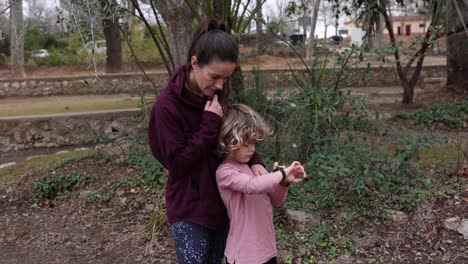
[{"left": 231, "top": 142, "right": 256, "bottom": 163}]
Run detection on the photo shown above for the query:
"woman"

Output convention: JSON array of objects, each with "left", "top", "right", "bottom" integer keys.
[{"left": 148, "top": 18, "right": 267, "bottom": 264}]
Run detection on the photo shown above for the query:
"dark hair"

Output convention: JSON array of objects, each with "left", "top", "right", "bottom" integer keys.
[{"left": 187, "top": 18, "right": 238, "bottom": 67}]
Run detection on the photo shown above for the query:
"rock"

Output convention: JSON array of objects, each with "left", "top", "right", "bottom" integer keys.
[
  {"left": 351, "top": 234, "right": 380, "bottom": 249},
  {"left": 98, "top": 138, "right": 129, "bottom": 161},
  {"left": 286, "top": 209, "right": 320, "bottom": 233},
  {"left": 443, "top": 217, "right": 468, "bottom": 239},
  {"left": 385, "top": 209, "right": 409, "bottom": 224},
  {"left": 335, "top": 254, "right": 360, "bottom": 264},
  {"left": 456, "top": 219, "right": 468, "bottom": 239},
  {"left": 409, "top": 201, "right": 435, "bottom": 234},
  {"left": 443, "top": 217, "right": 461, "bottom": 231},
  {"left": 79, "top": 191, "right": 92, "bottom": 200}
]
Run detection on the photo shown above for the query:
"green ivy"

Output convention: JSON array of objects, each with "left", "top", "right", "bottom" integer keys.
[{"left": 393, "top": 100, "right": 468, "bottom": 128}]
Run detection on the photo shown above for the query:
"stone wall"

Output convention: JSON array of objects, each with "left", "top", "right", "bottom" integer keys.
[
  {"left": 0, "top": 65, "right": 446, "bottom": 97},
  {"left": 243, "top": 65, "right": 446, "bottom": 89},
  {"left": 0, "top": 110, "right": 142, "bottom": 152},
  {"left": 0, "top": 72, "right": 166, "bottom": 97}
]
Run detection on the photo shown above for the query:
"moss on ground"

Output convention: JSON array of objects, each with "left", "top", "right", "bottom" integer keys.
[{"left": 0, "top": 149, "right": 96, "bottom": 185}]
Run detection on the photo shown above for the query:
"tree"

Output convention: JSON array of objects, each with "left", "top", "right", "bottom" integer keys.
[
  {"left": 149, "top": 0, "right": 194, "bottom": 70},
  {"left": 319, "top": 0, "right": 336, "bottom": 39},
  {"left": 446, "top": 0, "right": 468, "bottom": 93},
  {"left": 58, "top": 0, "right": 123, "bottom": 72},
  {"left": 100, "top": 0, "right": 122, "bottom": 73},
  {"left": 26, "top": 0, "right": 60, "bottom": 33},
  {"left": 341, "top": 0, "right": 449, "bottom": 104},
  {"left": 307, "top": 0, "right": 320, "bottom": 60},
  {"left": 285, "top": 0, "right": 322, "bottom": 59},
  {"left": 9, "top": 0, "right": 25, "bottom": 77},
  {"left": 255, "top": 0, "right": 265, "bottom": 54}
]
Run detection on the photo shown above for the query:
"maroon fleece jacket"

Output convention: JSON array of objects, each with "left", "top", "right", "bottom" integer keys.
[{"left": 148, "top": 65, "right": 264, "bottom": 230}]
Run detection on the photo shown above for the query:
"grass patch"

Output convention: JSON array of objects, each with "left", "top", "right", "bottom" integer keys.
[
  {"left": 0, "top": 149, "right": 95, "bottom": 185},
  {"left": 418, "top": 144, "right": 461, "bottom": 169}
]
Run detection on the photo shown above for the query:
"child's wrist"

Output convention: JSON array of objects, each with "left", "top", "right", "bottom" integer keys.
[{"left": 273, "top": 166, "right": 286, "bottom": 183}]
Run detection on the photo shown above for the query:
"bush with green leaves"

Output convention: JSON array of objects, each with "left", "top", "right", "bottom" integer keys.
[
  {"left": 286, "top": 132, "right": 434, "bottom": 219},
  {"left": 33, "top": 170, "right": 97, "bottom": 205},
  {"left": 392, "top": 100, "right": 468, "bottom": 128},
  {"left": 240, "top": 45, "right": 436, "bottom": 224}
]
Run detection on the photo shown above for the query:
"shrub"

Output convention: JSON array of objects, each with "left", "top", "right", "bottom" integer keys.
[
  {"left": 240, "top": 45, "right": 436, "bottom": 224},
  {"left": 392, "top": 100, "right": 468, "bottom": 128}
]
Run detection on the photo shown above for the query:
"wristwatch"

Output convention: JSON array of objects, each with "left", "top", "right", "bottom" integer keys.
[{"left": 273, "top": 166, "right": 286, "bottom": 183}]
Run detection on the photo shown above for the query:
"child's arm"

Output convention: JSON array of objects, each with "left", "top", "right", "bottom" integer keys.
[
  {"left": 216, "top": 164, "right": 284, "bottom": 195},
  {"left": 216, "top": 162, "right": 307, "bottom": 195},
  {"left": 268, "top": 184, "right": 289, "bottom": 207}
]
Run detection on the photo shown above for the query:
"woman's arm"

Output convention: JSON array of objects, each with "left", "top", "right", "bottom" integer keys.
[{"left": 148, "top": 104, "right": 221, "bottom": 181}]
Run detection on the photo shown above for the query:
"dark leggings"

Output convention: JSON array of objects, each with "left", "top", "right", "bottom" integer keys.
[{"left": 170, "top": 222, "right": 228, "bottom": 264}]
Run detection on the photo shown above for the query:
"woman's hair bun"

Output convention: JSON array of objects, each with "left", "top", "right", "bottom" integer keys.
[{"left": 208, "top": 19, "right": 226, "bottom": 32}]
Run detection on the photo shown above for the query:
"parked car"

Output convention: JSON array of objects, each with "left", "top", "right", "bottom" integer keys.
[
  {"left": 31, "top": 49, "right": 49, "bottom": 58},
  {"left": 328, "top": 35, "right": 344, "bottom": 45},
  {"left": 289, "top": 34, "right": 305, "bottom": 45},
  {"left": 79, "top": 40, "right": 106, "bottom": 55}
]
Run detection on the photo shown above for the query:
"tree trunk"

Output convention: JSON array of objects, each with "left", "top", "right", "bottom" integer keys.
[
  {"left": 153, "top": 0, "right": 194, "bottom": 68},
  {"left": 126, "top": 0, "right": 134, "bottom": 30},
  {"left": 100, "top": 0, "right": 122, "bottom": 73},
  {"left": 447, "top": 0, "right": 468, "bottom": 93},
  {"left": 381, "top": 2, "right": 431, "bottom": 105},
  {"left": 103, "top": 17, "right": 122, "bottom": 73},
  {"left": 9, "top": 0, "right": 25, "bottom": 77},
  {"left": 307, "top": 0, "right": 321, "bottom": 60},
  {"left": 375, "top": 13, "right": 384, "bottom": 49},
  {"left": 255, "top": 0, "right": 264, "bottom": 54}
]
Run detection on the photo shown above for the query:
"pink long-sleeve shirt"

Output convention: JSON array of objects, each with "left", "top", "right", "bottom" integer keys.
[{"left": 216, "top": 159, "right": 289, "bottom": 264}]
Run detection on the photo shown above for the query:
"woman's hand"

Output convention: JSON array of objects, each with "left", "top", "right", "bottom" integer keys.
[
  {"left": 204, "top": 94, "right": 223, "bottom": 117},
  {"left": 251, "top": 164, "right": 268, "bottom": 176}
]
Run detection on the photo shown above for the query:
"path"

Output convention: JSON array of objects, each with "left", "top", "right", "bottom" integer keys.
[{"left": 0, "top": 94, "right": 154, "bottom": 117}]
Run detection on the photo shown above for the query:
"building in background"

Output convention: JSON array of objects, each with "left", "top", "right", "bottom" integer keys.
[{"left": 345, "top": 15, "right": 431, "bottom": 46}]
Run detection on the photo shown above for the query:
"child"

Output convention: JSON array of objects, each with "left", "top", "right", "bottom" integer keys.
[{"left": 216, "top": 104, "right": 307, "bottom": 264}]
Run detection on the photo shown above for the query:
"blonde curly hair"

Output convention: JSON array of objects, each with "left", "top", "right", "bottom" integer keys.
[{"left": 218, "top": 104, "right": 272, "bottom": 157}]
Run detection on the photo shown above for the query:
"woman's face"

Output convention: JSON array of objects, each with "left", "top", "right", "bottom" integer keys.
[{"left": 191, "top": 57, "right": 236, "bottom": 99}]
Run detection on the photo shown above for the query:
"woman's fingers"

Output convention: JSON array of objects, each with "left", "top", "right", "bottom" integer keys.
[
  {"left": 204, "top": 99, "right": 211, "bottom": 111},
  {"left": 204, "top": 96, "right": 223, "bottom": 117},
  {"left": 212, "top": 94, "right": 219, "bottom": 103}
]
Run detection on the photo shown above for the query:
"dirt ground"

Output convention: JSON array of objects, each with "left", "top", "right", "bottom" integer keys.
[
  {"left": 0, "top": 157, "right": 176, "bottom": 264},
  {"left": 0, "top": 56, "right": 465, "bottom": 263},
  {"left": 0, "top": 130, "right": 466, "bottom": 264}
]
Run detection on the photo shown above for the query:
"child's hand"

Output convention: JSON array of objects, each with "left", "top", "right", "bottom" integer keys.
[{"left": 284, "top": 161, "right": 307, "bottom": 183}]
